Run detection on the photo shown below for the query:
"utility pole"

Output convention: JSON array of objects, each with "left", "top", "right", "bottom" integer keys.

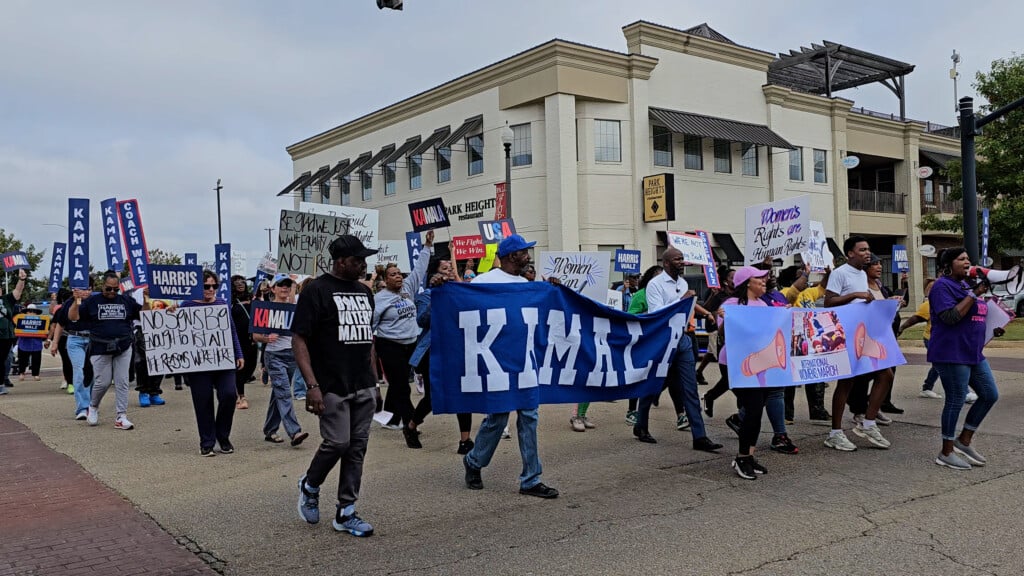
[
  {"left": 215, "top": 179, "right": 224, "bottom": 244},
  {"left": 950, "top": 50, "right": 961, "bottom": 121},
  {"left": 264, "top": 228, "right": 274, "bottom": 252}
]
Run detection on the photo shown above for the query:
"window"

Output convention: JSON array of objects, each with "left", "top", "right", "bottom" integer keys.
[
  {"left": 409, "top": 154, "right": 422, "bottom": 190},
  {"left": 789, "top": 148, "right": 803, "bottom": 180},
  {"left": 923, "top": 179, "right": 934, "bottom": 205},
  {"left": 384, "top": 162, "right": 396, "bottom": 196},
  {"left": 512, "top": 123, "right": 532, "bottom": 167},
  {"left": 341, "top": 176, "right": 351, "bottom": 206},
  {"left": 741, "top": 144, "right": 758, "bottom": 176},
  {"left": 813, "top": 149, "right": 827, "bottom": 183},
  {"left": 684, "top": 135, "right": 702, "bottom": 170},
  {"left": 714, "top": 140, "right": 731, "bottom": 173},
  {"left": 318, "top": 166, "right": 331, "bottom": 201},
  {"left": 437, "top": 146, "right": 451, "bottom": 183},
  {"left": 653, "top": 125, "right": 672, "bottom": 167},
  {"left": 300, "top": 172, "right": 312, "bottom": 202},
  {"left": 877, "top": 167, "right": 895, "bottom": 192},
  {"left": 594, "top": 119, "right": 621, "bottom": 162},
  {"left": 467, "top": 134, "right": 484, "bottom": 176},
  {"left": 360, "top": 170, "right": 372, "bottom": 201}
]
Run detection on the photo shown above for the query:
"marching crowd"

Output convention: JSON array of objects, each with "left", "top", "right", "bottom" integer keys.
[{"left": 0, "top": 232, "right": 1008, "bottom": 536}]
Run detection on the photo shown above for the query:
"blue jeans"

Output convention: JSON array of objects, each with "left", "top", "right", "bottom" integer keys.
[
  {"left": 293, "top": 369, "right": 307, "bottom": 398},
  {"left": 66, "top": 335, "right": 93, "bottom": 414},
  {"left": 922, "top": 339, "right": 939, "bottom": 390},
  {"left": 934, "top": 360, "right": 998, "bottom": 441},
  {"left": 264, "top": 349, "right": 302, "bottom": 438},
  {"left": 465, "top": 408, "right": 542, "bottom": 489},
  {"left": 739, "top": 387, "right": 787, "bottom": 435},
  {"left": 637, "top": 333, "right": 706, "bottom": 439}
]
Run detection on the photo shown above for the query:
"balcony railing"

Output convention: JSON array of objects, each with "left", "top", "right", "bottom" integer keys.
[
  {"left": 921, "top": 192, "right": 962, "bottom": 215},
  {"left": 848, "top": 188, "right": 905, "bottom": 214},
  {"left": 849, "top": 107, "right": 959, "bottom": 137}
]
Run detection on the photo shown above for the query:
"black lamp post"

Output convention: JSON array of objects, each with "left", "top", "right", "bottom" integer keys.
[{"left": 500, "top": 124, "right": 514, "bottom": 218}]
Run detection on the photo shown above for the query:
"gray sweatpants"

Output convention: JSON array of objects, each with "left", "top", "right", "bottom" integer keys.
[
  {"left": 90, "top": 348, "right": 132, "bottom": 416},
  {"left": 304, "top": 388, "right": 375, "bottom": 507}
]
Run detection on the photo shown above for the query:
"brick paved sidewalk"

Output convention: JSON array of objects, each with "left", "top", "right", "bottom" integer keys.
[{"left": 0, "top": 414, "right": 218, "bottom": 576}]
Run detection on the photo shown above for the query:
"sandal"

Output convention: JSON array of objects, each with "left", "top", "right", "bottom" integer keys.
[
  {"left": 236, "top": 397, "right": 249, "bottom": 410},
  {"left": 264, "top": 434, "right": 284, "bottom": 444},
  {"left": 290, "top": 431, "right": 309, "bottom": 447}
]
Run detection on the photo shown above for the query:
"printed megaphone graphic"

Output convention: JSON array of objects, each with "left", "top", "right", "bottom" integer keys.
[
  {"left": 854, "top": 323, "right": 887, "bottom": 369},
  {"left": 968, "top": 265, "right": 1024, "bottom": 295},
  {"left": 741, "top": 330, "right": 787, "bottom": 387}
]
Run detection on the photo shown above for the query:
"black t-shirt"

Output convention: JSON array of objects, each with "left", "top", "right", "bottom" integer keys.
[
  {"left": 53, "top": 298, "right": 91, "bottom": 334},
  {"left": 231, "top": 300, "right": 253, "bottom": 342},
  {"left": 77, "top": 293, "right": 141, "bottom": 340},
  {"left": 290, "top": 274, "right": 375, "bottom": 397}
]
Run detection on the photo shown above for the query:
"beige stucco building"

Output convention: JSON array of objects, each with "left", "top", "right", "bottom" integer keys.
[{"left": 282, "top": 21, "right": 961, "bottom": 305}]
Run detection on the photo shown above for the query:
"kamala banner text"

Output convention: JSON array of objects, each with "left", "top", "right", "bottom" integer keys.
[
  {"left": 429, "top": 283, "right": 694, "bottom": 414},
  {"left": 100, "top": 198, "right": 126, "bottom": 271},
  {"left": 68, "top": 198, "right": 90, "bottom": 289},
  {"left": 723, "top": 300, "right": 905, "bottom": 388},
  {"left": 214, "top": 244, "right": 231, "bottom": 301},
  {"left": 48, "top": 242, "right": 66, "bottom": 294}
]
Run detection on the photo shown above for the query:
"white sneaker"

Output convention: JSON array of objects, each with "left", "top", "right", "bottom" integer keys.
[
  {"left": 824, "top": 431, "right": 857, "bottom": 452},
  {"left": 965, "top": 391, "right": 978, "bottom": 404},
  {"left": 501, "top": 426, "right": 512, "bottom": 439},
  {"left": 852, "top": 423, "right": 890, "bottom": 448},
  {"left": 920, "top": 389, "right": 943, "bottom": 399},
  {"left": 74, "top": 410, "right": 88, "bottom": 421},
  {"left": 114, "top": 415, "right": 134, "bottom": 430},
  {"left": 86, "top": 406, "right": 99, "bottom": 426},
  {"left": 851, "top": 414, "right": 865, "bottom": 427},
  {"left": 60, "top": 380, "right": 68, "bottom": 389},
  {"left": 569, "top": 416, "right": 586, "bottom": 432},
  {"left": 875, "top": 413, "right": 893, "bottom": 426}
]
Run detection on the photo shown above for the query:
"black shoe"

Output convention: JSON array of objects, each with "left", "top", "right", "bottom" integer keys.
[
  {"left": 457, "top": 439, "right": 474, "bottom": 455},
  {"left": 633, "top": 427, "right": 657, "bottom": 444},
  {"left": 697, "top": 373, "right": 709, "bottom": 386},
  {"left": 750, "top": 458, "right": 768, "bottom": 475},
  {"left": 403, "top": 427, "right": 422, "bottom": 449},
  {"left": 808, "top": 409, "right": 831, "bottom": 422},
  {"left": 217, "top": 440, "right": 235, "bottom": 454},
  {"left": 520, "top": 483, "right": 559, "bottom": 499},
  {"left": 200, "top": 447, "right": 216, "bottom": 457},
  {"left": 693, "top": 437, "right": 723, "bottom": 452},
  {"left": 703, "top": 394, "right": 714, "bottom": 418},
  {"left": 770, "top": 434, "right": 799, "bottom": 455},
  {"left": 732, "top": 456, "right": 756, "bottom": 480},
  {"left": 725, "top": 414, "right": 741, "bottom": 436},
  {"left": 463, "top": 457, "right": 483, "bottom": 490},
  {"left": 880, "top": 403, "right": 904, "bottom": 415}
]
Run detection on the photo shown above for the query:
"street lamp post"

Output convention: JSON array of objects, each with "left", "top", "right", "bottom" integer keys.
[
  {"left": 264, "top": 228, "right": 274, "bottom": 252},
  {"left": 500, "top": 124, "right": 514, "bottom": 218},
  {"left": 214, "top": 179, "right": 223, "bottom": 244}
]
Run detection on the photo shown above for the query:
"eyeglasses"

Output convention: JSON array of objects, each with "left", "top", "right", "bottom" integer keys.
[
  {"left": 103, "top": 287, "right": 119, "bottom": 293},
  {"left": 203, "top": 284, "right": 218, "bottom": 290}
]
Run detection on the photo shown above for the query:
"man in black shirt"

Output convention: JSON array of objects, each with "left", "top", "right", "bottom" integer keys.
[{"left": 293, "top": 234, "right": 379, "bottom": 537}]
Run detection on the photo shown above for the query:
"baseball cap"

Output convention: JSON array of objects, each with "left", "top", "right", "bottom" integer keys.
[
  {"left": 271, "top": 273, "right": 294, "bottom": 287},
  {"left": 328, "top": 235, "right": 379, "bottom": 260},
  {"left": 868, "top": 253, "right": 881, "bottom": 265},
  {"left": 25, "top": 304, "right": 42, "bottom": 312},
  {"left": 733, "top": 266, "right": 770, "bottom": 287},
  {"left": 497, "top": 234, "right": 536, "bottom": 258}
]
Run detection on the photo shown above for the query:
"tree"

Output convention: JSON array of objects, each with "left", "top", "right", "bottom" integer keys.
[
  {"left": 0, "top": 228, "right": 48, "bottom": 301},
  {"left": 919, "top": 54, "right": 1024, "bottom": 255},
  {"left": 148, "top": 248, "right": 182, "bottom": 265}
]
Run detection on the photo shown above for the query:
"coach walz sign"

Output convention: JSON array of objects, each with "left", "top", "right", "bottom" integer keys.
[{"left": 446, "top": 197, "right": 496, "bottom": 222}]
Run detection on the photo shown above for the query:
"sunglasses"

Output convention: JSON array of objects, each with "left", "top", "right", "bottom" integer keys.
[
  {"left": 203, "top": 284, "right": 218, "bottom": 290},
  {"left": 103, "top": 286, "right": 119, "bottom": 293}
]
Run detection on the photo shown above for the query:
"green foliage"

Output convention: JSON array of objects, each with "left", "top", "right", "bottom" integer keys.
[
  {"left": 0, "top": 228, "right": 48, "bottom": 301},
  {"left": 147, "top": 248, "right": 182, "bottom": 265}
]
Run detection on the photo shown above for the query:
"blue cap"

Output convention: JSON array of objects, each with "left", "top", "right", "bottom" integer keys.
[
  {"left": 271, "top": 273, "right": 294, "bottom": 286},
  {"left": 497, "top": 234, "right": 536, "bottom": 258}
]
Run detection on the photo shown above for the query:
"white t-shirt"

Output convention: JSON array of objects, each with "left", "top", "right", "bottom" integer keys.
[
  {"left": 645, "top": 271, "right": 688, "bottom": 313},
  {"left": 827, "top": 263, "right": 869, "bottom": 302},
  {"left": 472, "top": 269, "right": 527, "bottom": 285}
]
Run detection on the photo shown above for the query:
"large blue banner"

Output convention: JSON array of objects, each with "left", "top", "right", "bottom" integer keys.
[
  {"left": 117, "top": 199, "right": 151, "bottom": 287},
  {"left": 68, "top": 198, "right": 90, "bottom": 289},
  {"left": 429, "top": 283, "right": 693, "bottom": 414},
  {"left": 724, "top": 300, "right": 906, "bottom": 388},
  {"left": 214, "top": 243, "right": 231, "bottom": 301},
  {"left": 100, "top": 198, "right": 126, "bottom": 271},
  {"left": 48, "top": 242, "right": 66, "bottom": 294}
]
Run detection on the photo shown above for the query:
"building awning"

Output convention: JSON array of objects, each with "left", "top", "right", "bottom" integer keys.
[
  {"left": 438, "top": 115, "right": 483, "bottom": 149},
  {"left": 920, "top": 149, "right": 958, "bottom": 168},
  {"left": 827, "top": 237, "right": 844, "bottom": 261},
  {"left": 712, "top": 233, "right": 746, "bottom": 264},
  {"left": 276, "top": 172, "right": 316, "bottom": 197},
  {"left": 338, "top": 152, "right": 372, "bottom": 179},
  {"left": 649, "top": 107, "right": 795, "bottom": 149},
  {"left": 410, "top": 126, "right": 451, "bottom": 156},
  {"left": 311, "top": 160, "right": 350, "bottom": 186},
  {"left": 381, "top": 136, "right": 422, "bottom": 165},
  {"left": 359, "top": 144, "right": 396, "bottom": 174}
]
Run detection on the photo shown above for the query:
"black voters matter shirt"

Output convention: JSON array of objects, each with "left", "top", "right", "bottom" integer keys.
[
  {"left": 290, "top": 274, "right": 376, "bottom": 397},
  {"left": 77, "top": 293, "right": 141, "bottom": 340}
]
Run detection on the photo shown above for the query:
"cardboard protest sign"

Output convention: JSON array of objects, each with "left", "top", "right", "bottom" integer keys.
[
  {"left": 13, "top": 313, "right": 50, "bottom": 338},
  {"left": 148, "top": 265, "right": 203, "bottom": 300},
  {"left": 744, "top": 195, "right": 810, "bottom": 264},
  {"left": 1, "top": 251, "right": 30, "bottom": 272},
  {"left": 478, "top": 219, "right": 516, "bottom": 244},
  {"left": 801, "top": 220, "right": 830, "bottom": 272},
  {"left": 299, "top": 202, "right": 379, "bottom": 249},
  {"left": 538, "top": 251, "right": 610, "bottom": 303},
  {"left": 214, "top": 244, "right": 231, "bottom": 301},
  {"left": 231, "top": 251, "right": 247, "bottom": 277},
  {"left": 694, "top": 230, "right": 720, "bottom": 289},
  {"left": 277, "top": 209, "right": 350, "bottom": 276},
  {"left": 257, "top": 252, "right": 277, "bottom": 274},
  {"left": 892, "top": 244, "right": 909, "bottom": 273},
  {"left": 67, "top": 198, "right": 90, "bottom": 289},
  {"left": 613, "top": 249, "right": 641, "bottom": 274},
  {"left": 249, "top": 300, "right": 295, "bottom": 335},
  {"left": 985, "top": 298, "right": 1012, "bottom": 344},
  {"left": 606, "top": 289, "right": 623, "bottom": 310},
  {"left": 140, "top": 304, "right": 236, "bottom": 375},
  {"left": 666, "top": 232, "right": 712, "bottom": 266},
  {"left": 408, "top": 198, "right": 451, "bottom": 232},
  {"left": 117, "top": 199, "right": 152, "bottom": 288},
  {"left": 48, "top": 242, "right": 66, "bottom": 294},
  {"left": 372, "top": 240, "right": 411, "bottom": 271},
  {"left": 452, "top": 235, "right": 486, "bottom": 260},
  {"left": 100, "top": 198, "right": 126, "bottom": 271}
]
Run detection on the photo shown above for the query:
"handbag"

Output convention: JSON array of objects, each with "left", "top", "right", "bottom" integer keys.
[{"left": 89, "top": 334, "right": 134, "bottom": 355}]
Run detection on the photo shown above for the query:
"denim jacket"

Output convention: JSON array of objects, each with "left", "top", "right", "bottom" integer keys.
[{"left": 408, "top": 288, "right": 433, "bottom": 369}]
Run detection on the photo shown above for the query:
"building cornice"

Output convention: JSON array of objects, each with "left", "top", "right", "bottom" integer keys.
[
  {"left": 622, "top": 21, "right": 775, "bottom": 72},
  {"left": 761, "top": 84, "right": 853, "bottom": 116},
  {"left": 286, "top": 40, "right": 657, "bottom": 160},
  {"left": 919, "top": 132, "right": 961, "bottom": 154}
]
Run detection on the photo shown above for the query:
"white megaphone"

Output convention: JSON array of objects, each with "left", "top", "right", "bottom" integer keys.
[
  {"left": 968, "top": 265, "right": 1024, "bottom": 295},
  {"left": 919, "top": 244, "right": 937, "bottom": 258},
  {"left": 741, "top": 330, "right": 787, "bottom": 386},
  {"left": 854, "top": 323, "right": 887, "bottom": 369}
]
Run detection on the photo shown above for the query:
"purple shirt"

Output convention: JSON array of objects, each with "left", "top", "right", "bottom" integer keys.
[
  {"left": 718, "top": 297, "right": 768, "bottom": 366},
  {"left": 927, "top": 275, "right": 986, "bottom": 365}
]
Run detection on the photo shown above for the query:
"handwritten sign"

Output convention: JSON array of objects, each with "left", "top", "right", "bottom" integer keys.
[
  {"left": 666, "top": 232, "right": 712, "bottom": 266},
  {"left": 744, "top": 195, "right": 810, "bottom": 264},
  {"left": 892, "top": 244, "right": 909, "bottom": 273},
  {"left": 278, "top": 209, "right": 351, "bottom": 276},
  {"left": 372, "top": 240, "right": 411, "bottom": 271},
  {"left": 613, "top": 249, "right": 641, "bottom": 274},
  {"left": 48, "top": 242, "right": 66, "bottom": 294},
  {"left": 478, "top": 219, "right": 517, "bottom": 244},
  {"left": 14, "top": 314, "right": 50, "bottom": 338},
  {"left": 249, "top": 300, "right": 295, "bottom": 335},
  {"left": 408, "top": 198, "right": 451, "bottom": 232},
  {"left": 1, "top": 251, "right": 30, "bottom": 272},
  {"left": 140, "top": 305, "right": 235, "bottom": 375},
  {"left": 300, "top": 202, "right": 380, "bottom": 249},
  {"left": 538, "top": 251, "right": 610, "bottom": 302},
  {"left": 149, "top": 265, "right": 202, "bottom": 300},
  {"left": 606, "top": 289, "right": 623, "bottom": 310},
  {"left": 452, "top": 235, "right": 486, "bottom": 260},
  {"left": 801, "top": 220, "right": 830, "bottom": 272}
]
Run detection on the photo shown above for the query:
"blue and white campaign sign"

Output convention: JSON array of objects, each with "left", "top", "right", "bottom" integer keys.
[
  {"left": 184, "top": 253, "right": 198, "bottom": 266},
  {"left": 613, "top": 249, "right": 641, "bottom": 274},
  {"left": 48, "top": 242, "right": 66, "bottom": 294},
  {"left": 667, "top": 232, "right": 712, "bottom": 266},
  {"left": 405, "top": 232, "right": 422, "bottom": 273},
  {"left": 117, "top": 199, "right": 151, "bottom": 288},
  {"left": 744, "top": 195, "right": 810, "bottom": 263},
  {"left": 892, "top": 244, "right": 909, "bottom": 273},
  {"left": 68, "top": 198, "right": 90, "bottom": 289},
  {"left": 477, "top": 219, "right": 516, "bottom": 244},
  {"left": 982, "top": 208, "right": 990, "bottom": 265},
  {"left": 429, "top": 283, "right": 694, "bottom": 414},
  {"left": 148, "top": 265, "right": 202, "bottom": 300},
  {"left": 249, "top": 300, "right": 296, "bottom": 335},
  {"left": 1, "top": 251, "right": 30, "bottom": 272},
  {"left": 695, "top": 229, "right": 720, "bottom": 288},
  {"left": 100, "top": 198, "right": 126, "bottom": 271},
  {"left": 724, "top": 300, "right": 905, "bottom": 388},
  {"left": 214, "top": 243, "right": 231, "bottom": 301}
]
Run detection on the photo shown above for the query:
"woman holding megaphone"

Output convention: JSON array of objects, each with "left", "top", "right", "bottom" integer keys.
[{"left": 929, "top": 247, "right": 1004, "bottom": 470}]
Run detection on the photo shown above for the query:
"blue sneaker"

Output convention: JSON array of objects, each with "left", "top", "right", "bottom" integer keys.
[
  {"left": 139, "top": 392, "right": 151, "bottom": 408},
  {"left": 333, "top": 505, "right": 373, "bottom": 537},
  {"left": 297, "top": 475, "right": 320, "bottom": 524},
  {"left": 149, "top": 394, "right": 165, "bottom": 406}
]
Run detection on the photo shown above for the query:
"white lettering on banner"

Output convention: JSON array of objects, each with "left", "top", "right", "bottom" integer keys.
[
  {"left": 587, "top": 317, "right": 617, "bottom": 387},
  {"left": 459, "top": 309, "right": 508, "bottom": 393},
  {"left": 518, "top": 308, "right": 539, "bottom": 390},
  {"left": 73, "top": 208, "right": 84, "bottom": 219},
  {"left": 622, "top": 321, "right": 652, "bottom": 381},
  {"left": 539, "top": 311, "right": 581, "bottom": 385}
]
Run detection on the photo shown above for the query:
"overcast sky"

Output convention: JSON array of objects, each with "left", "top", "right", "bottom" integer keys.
[{"left": 2, "top": 0, "right": 1019, "bottom": 273}]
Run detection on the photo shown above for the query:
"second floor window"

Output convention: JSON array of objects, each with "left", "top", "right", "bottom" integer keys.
[
  {"left": 653, "top": 125, "right": 672, "bottom": 167},
  {"left": 384, "top": 162, "right": 396, "bottom": 196},
  {"left": 360, "top": 170, "right": 372, "bottom": 201},
  {"left": 714, "top": 140, "right": 731, "bottom": 173},
  {"left": 468, "top": 134, "right": 484, "bottom": 176},
  {"left": 813, "top": 149, "right": 828, "bottom": 183},
  {"left": 789, "top": 148, "right": 803, "bottom": 181},
  {"left": 341, "top": 176, "right": 351, "bottom": 206},
  {"left": 437, "top": 146, "right": 451, "bottom": 183},
  {"left": 300, "top": 171, "right": 312, "bottom": 202},
  {"left": 409, "top": 154, "right": 422, "bottom": 190},
  {"left": 923, "top": 179, "right": 935, "bottom": 205},
  {"left": 594, "top": 119, "right": 621, "bottom": 162},
  {"left": 512, "top": 123, "right": 532, "bottom": 167},
  {"left": 741, "top": 144, "right": 758, "bottom": 176},
  {"left": 684, "top": 135, "right": 702, "bottom": 170}
]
